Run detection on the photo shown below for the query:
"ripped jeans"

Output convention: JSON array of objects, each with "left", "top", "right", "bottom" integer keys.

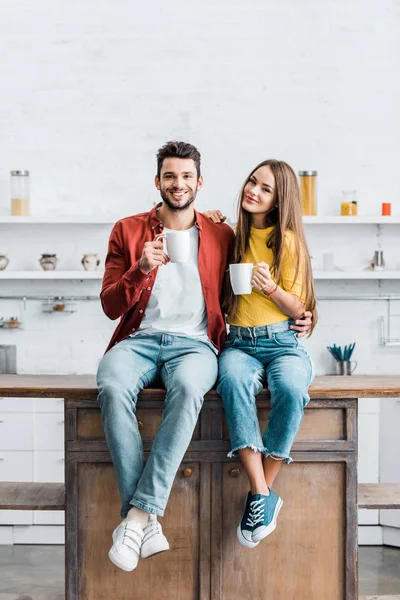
[{"left": 217, "top": 320, "right": 314, "bottom": 464}]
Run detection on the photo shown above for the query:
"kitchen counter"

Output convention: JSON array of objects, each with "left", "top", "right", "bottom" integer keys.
[{"left": 1, "top": 374, "right": 400, "bottom": 599}]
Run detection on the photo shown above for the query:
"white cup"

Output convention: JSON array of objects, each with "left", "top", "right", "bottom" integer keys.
[
  {"left": 322, "top": 252, "right": 335, "bottom": 271},
  {"left": 164, "top": 230, "right": 191, "bottom": 263},
  {"left": 229, "top": 263, "right": 255, "bottom": 295}
]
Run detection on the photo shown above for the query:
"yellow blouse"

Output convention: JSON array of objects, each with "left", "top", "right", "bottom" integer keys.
[{"left": 227, "top": 226, "right": 305, "bottom": 327}]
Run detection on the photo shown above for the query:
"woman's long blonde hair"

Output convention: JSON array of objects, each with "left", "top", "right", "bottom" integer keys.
[{"left": 224, "top": 159, "right": 317, "bottom": 335}]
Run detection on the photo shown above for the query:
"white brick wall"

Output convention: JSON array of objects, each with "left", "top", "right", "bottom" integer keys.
[
  {"left": 0, "top": 0, "right": 399, "bottom": 375},
  {"left": 0, "top": 1, "right": 399, "bottom": 217}
]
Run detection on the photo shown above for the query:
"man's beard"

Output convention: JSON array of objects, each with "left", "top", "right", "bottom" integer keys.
[{"left": 160, "top": 187, "right": 197, "bottom": 212}]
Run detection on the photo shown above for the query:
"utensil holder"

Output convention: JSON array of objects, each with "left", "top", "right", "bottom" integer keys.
[{"left": 336, "top": 360, "right": 357, "bottom": 376}]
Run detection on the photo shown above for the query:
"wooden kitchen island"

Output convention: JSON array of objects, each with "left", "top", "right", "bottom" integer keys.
[{"left": 1, "top": 374, "right": 400, "bottom": 600}]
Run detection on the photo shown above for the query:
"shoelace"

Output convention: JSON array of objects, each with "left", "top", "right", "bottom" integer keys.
[{"left": 246, "top": 499, "right": 265, "bottom": 527}]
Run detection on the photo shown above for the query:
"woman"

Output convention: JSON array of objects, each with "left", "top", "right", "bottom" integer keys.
[{"left": 207, "top": 159, "right": 317, "bottom": 548}]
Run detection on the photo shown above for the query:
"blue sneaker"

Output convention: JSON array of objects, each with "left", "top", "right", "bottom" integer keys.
[
  {"left": 251, "top": 489, "right": 283, "bottom": 543},
  {"left": 237, "top": 492, "right": 260, "bottom": 548}
]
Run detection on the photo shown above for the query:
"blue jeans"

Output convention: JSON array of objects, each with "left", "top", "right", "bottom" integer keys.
[
  {"left": 217, "top": 321, "right": 314, "bottom": 463},
  {"left": 97, "top": 333, "right": 218, "bottom": 517}
]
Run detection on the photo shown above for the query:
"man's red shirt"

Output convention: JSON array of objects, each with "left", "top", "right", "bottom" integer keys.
[{"left": 101, "top": 204, "right": 235, "bottom": 354}]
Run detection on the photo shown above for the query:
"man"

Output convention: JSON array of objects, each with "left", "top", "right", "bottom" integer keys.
[
  {"left": 97, "top": 141, "right": 312, "bottom": 573},
  {"left": 97, "top": 141, "right": 235, "bottom": 572}
]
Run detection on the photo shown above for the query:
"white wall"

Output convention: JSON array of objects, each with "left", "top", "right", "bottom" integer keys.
[
  {"left": 0, "top": 0, "right": 399, "bottom": 218},
  {"left": 0, "top": 0, "right": 399, "bottom": 375}
]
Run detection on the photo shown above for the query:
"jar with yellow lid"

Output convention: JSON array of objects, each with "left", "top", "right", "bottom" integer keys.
[{"left": 299, "top": 171, "right": 317, "bottom": 216}]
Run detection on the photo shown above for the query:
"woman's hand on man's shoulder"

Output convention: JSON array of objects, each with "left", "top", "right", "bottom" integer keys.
[{"left": 204, "top": 210, "right": 227, "bottom": 224}]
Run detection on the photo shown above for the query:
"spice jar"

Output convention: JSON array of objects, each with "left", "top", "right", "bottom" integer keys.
[
  {"left": 8, "top": 317, "right": 20, "bottom": 329},
  {"left": 10, "top": 170, "right": 30, "bottom": 216},
  {"left": 340, "top": 190, "right": 358, "bottom": 216},
  {"left": 299, "top": 171, "right": 317, "bottom": 216}
]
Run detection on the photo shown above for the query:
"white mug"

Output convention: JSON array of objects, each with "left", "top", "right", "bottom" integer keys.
[
  {"left": 164, "top": 230, "right": 191, "bottom": 263},
  {"left": 229, "top": 263, "right": 255, "bottom": 295}
]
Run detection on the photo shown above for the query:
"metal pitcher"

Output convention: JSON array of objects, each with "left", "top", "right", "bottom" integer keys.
[{"left": 336, "top": 360, "right": 357, "bottom": 376}]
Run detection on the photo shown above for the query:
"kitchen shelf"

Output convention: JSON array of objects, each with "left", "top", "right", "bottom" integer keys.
[
  {"left": 303, "top": 216, "right": 400, "bottom": 224},
  {"left": 0, "top": 270, "right": 398, "bottom": 281},
  {"left": 0, "top": 321, "right": 24, "bottom": 330},
  {"left": 0, "top": 271, "right": 103, "bottom": 279},
  {"left": 313, "top": 270, "right": 400, "bottom": 279},
  {"left": 42, "top": 300, "right": 78, "bottom": 313},
  {"left": 1, "top": 215, "right": 399, "bottom": 225},
  {"left": 0, "top": 216, "right": 116, "bottom": 224}
]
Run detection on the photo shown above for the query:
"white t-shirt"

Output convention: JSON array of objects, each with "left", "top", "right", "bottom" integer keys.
[{"left": 136, "top": 226, "right": 210, "bottom": 343}]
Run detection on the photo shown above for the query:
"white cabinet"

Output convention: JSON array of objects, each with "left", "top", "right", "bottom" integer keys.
[
  {"left": 0, "top": 398, "right": 65, "bottom": 537},
  {"left": 358, "top": 398, "right": 380, "bottom": 529},
  {"left": 0, "top": 450, "right": 33, "bottom": 480},
  {"left": 0, "top": 451, "right": 33, "bottom": 525},
  {"left": 380, "top": 398, "right": 400, "bottom": 542},
  {"left": 34, "top": 450, "right": 64, "bottom": 482},
  {"left": 0, "top": 413, "right": 34, "bottom": 450},
  {"left": 33, "top": 450, "right": 65, "bottom": 525},
  {"left": 33, "top": 398, "right": 64, "bottom": 413},
  {"left": 34, "top": 413, "right": 65, "bottom": 451},
  {"left": 0, "top": 398, "right": 34, "bottom": 412}
]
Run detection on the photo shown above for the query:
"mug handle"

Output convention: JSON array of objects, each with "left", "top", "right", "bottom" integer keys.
[{"left": 351, "top": 360, "right": 357, "bottom": 374}]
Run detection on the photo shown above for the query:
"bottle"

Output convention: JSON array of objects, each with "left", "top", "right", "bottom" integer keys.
[
  {"left": 299, "top": 171, "right": 317, "bottom": 216},
  {"left": 10, "top": 170, "right": 30, "bottom": 216}
]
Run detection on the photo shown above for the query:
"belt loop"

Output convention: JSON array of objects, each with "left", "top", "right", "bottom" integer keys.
[{"left": 249, "top": 327, "right": 254, "bottom": 345}]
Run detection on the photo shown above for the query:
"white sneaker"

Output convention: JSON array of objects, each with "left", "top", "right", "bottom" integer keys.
[
  {"left": 141, "top": 516, "right": 170, "bottom": 559},
  {"left": 108, "top": 520, "right": 144, "bottom": 571}
]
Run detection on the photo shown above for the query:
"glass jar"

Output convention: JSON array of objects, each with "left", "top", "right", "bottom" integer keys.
[
  {"left": 10, "top": 170, "right": 30, "bottom": 216},
  {"left": 340, "top": 190, "right": 358, "bottom": 216},
  {"left": 299, "top": 171, "right": 317, "bottom": 216}
]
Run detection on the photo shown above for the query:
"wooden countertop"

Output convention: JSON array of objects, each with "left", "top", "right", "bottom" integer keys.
[{"left": 0, "top": 374, "right": 399, "bottom": 399}]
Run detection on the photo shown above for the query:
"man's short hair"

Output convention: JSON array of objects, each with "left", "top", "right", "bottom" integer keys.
[{"left": 156, "top": 141, "right": 201, "bottom": 179}]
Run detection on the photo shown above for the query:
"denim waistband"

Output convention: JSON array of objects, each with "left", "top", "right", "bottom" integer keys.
[{"left": 228, "top": 320, "right": 293, "bottom": 339}]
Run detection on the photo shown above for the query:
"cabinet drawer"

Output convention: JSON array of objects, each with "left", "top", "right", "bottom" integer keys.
[
  {"left": 34, "top": 450, "right": 64, "bottom": 482},
  {"left": 0, "top": 451, "right": 33, "bottom": 480},
  {"left": 222, "top": 408, "right": 346, "bottom": 443},
  {"left": 76, "top": 408, "right": 200, "bottom": 441},
  {"left": 34, "top": 398, "right": 64, "bottom": 413},
  {"left": 34, "top": 510, "right": 65, "bottom": 525},
  {"left": 34, "top": 413, "right": 65, "bottom": 450},
  {"left": 0, "top": 414, "right": 34, "bottom": 450},
  {"left": 0, "top": 398, "right": 34, "bottom": 412},
  {"left": 0, "top": 509, "right": 33, "bottom": 525}
]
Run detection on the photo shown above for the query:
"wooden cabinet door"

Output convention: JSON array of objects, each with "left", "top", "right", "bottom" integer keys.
[
  {"left": 67, "top": 459, "right": 211, "bottom": 600},
  {"left": 211, "top": 458, "right": 353, "bottom": 600}
]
